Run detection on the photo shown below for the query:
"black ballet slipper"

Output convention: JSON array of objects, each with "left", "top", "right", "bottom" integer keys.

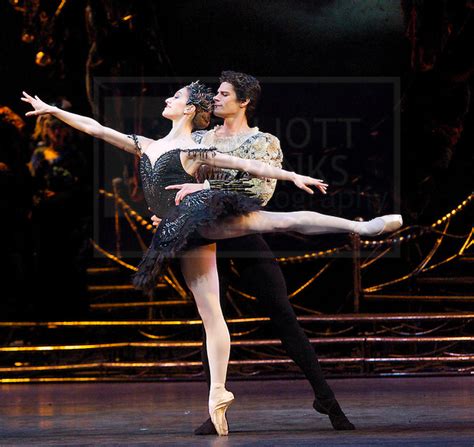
[
  {"left": 194, "top": 417, "right": 218, "bottom": 435},
  {"left": 313, "top": 398, "right": 355, "bottom": 430}
]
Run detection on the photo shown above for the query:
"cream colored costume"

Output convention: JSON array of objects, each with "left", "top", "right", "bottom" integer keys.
[{"left": 193, "top": 126, "right": 283, "bottom": 205}]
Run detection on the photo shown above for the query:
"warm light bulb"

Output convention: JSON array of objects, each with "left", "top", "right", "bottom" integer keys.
[
  {"left": 21, "top": 33, "right": 35, "bottom": 43},
  {"left": 35, "top": 51, "right": 52, "bottom": 67}
]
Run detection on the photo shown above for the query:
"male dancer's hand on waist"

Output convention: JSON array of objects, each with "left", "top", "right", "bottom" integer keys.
[
  {"left": 151, "top": 215, "right": 162, "bottom": 227},
  {"left": 165, "top": 183, "right": 206, "bottom": 205}
]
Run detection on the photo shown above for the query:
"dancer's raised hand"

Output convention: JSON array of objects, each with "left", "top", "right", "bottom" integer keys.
[
  {"left": 292, "top": 173, "right": 328, "bottom": 195},
  {"left": 21, "top": 91, "right": 55, "bottom": 116}
]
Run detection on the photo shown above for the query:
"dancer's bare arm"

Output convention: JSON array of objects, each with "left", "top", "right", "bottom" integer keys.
[
  {"left": 200, "top": 132, "right": 282, "bottom": 203},
  {"left": 21, "top": 92, "right": 153, "bottom": 154},
  {"left": 167, "top": 133, "right": 282, "bottom": 205},
  {"left": 186, "top": 150, "right": 328, "bottom": 195}
]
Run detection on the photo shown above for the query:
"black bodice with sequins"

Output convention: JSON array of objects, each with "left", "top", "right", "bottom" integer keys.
[
  {"left": 133, "top": 148, "right": 261, "bottom": 292},
  {"left": 139, "top": 149, "right": 196, "bottom": 217}
]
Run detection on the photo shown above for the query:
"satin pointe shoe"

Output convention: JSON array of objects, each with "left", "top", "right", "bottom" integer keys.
[
  {"left": 372, "top": 214, "right": 403, "bottom": 235},
  {"left": 209, "top": 389, "right": 234, "bottom": 436}
]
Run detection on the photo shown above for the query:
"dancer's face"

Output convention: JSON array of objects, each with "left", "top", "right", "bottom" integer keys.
[
  {"left": 162, "top": 88, "right": 193, "bottom": 120},
  {"left": 213, "top": 82, "right": 245, "bottom": 118}
]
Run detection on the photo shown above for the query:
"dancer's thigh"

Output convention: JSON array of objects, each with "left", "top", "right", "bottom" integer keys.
[
  {"left": 199, "top": 211, "right": 296, "bottom": 240},
  {"left": 180, "top": 244, "right": 221, "bottom": 317}
]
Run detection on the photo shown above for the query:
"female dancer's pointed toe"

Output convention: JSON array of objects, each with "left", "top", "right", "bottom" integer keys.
[
  {"left": 354, "top": 214, "right": 403, "bottom": 236},
  {"left": 373, "top": 214, "right": 403, "bottom": 236},
  {"left": 209, "top": 390, "right": 234, "bottom": 436}
]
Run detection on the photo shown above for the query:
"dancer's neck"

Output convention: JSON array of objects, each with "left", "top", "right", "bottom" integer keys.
[
  {"left": 219, "top": 114, "right": 252, "bottom": 137},
  {"left": 162, "top": 117, "right": 195, "bottom": 146}
]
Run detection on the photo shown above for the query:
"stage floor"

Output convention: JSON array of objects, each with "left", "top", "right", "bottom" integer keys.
[{"left": 1, "top": 376, "right": 473, "bottom": 446}]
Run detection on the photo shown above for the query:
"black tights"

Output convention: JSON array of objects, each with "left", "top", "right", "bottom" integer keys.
[{"left": 201, "top": 234, "right": 335, "bottom": 400}]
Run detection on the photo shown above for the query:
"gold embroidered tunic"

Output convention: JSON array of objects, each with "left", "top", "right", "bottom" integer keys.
[{"left": 192, "top": 126, "right": 283, "bottom": 205}]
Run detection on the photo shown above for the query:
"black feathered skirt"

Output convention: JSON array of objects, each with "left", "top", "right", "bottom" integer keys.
[{"left": 132, "top": 189, "right": 261, "bottom": 293}]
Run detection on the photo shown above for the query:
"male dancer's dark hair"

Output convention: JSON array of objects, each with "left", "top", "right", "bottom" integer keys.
[{"left": 219, "top": 70, "right": 261, "bottom": 119}]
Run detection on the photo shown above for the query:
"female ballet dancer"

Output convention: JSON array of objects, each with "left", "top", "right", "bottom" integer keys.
[{"left": 22, "top": 83, "right": 402, "bottom": 436}]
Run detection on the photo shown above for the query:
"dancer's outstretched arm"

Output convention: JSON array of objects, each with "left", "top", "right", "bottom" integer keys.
[
  {"left": 188, "top": 150, "right": 328, "bottom": 195},
  {"left": 21, "top": 92, "right": 153, "bottom": 154}
]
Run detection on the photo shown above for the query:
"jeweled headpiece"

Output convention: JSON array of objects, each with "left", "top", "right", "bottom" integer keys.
[{"left": 186, "top": 81, "right": 214, "bottom": 112}]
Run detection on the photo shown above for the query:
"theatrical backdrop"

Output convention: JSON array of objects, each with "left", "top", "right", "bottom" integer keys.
[{"left": 0, "top": 1, "right": 473, "bottom": 382}]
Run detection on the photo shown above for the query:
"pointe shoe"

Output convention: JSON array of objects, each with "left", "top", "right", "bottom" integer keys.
[
  {"left": 355, "top": 214, "right": 403, "bottom": 236},
  {"left": 370, "top": 214, "right": 403, "bottom": 236},
  {"left": 209, "top": 390, "right": 234, "bottom": 436}
]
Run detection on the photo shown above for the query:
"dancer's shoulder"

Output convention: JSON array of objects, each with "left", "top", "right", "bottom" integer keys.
[{"left": 253, "top": 132, "right": 282, "bottom": 151}]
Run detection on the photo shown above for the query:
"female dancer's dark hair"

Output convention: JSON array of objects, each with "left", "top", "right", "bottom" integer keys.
[{"left": 186, "top": 80, "right": 214, "bottom": 130}]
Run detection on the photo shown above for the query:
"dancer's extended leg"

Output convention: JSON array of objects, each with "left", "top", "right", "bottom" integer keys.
[
  {"left": 199, "top": 210, "right": 402, "bottom": 240},
  {"left": 180, "top": 244, "right": 234, "bottom": 436}
]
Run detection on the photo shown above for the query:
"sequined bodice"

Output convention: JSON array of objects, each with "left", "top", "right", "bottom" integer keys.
[
  {"left": 133, "top": 145, "right": 262, "bottom": 292},
  {"left": 139, "top": 149, "right": 195, "bottom": 217}
]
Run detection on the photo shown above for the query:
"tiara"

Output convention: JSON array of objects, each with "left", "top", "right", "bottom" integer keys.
[{"left": 186, "top": 81, "right": 214, "bottom": 112}]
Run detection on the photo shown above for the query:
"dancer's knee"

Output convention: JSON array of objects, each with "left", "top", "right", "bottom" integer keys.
[
  {"left": 265, "top": 212, "right": 298, "bottom": 232},
  {"left": 192, "top": 294, "right": 223, "bottom": 325},
  {"left": 273, "top": 211, "right": 306, "bottom": 232}
]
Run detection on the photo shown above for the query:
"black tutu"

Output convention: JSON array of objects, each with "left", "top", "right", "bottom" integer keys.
[{"left": 132, "top": 189, "right": 261, "bottom": 293}]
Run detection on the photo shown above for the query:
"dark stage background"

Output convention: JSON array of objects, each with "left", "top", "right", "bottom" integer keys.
[
  {"left": 1, "top": 1, "right": 472, "bottom": 217},
  {"left": 0, "top": 1, "right": 473, "bottom": 379}
]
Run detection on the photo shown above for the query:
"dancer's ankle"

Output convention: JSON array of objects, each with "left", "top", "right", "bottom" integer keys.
[
  {"left": 209, "top": 383, "right": 227, "bottom": 400},
  {"left": 313, "top": 397, "right": 355, "bottom": 430},
  {"left": 352, "top": 219, "right": 383, "bottom": 236},
  {"left": 210, "top": 383, "right": 226, "bottom": 391}
]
